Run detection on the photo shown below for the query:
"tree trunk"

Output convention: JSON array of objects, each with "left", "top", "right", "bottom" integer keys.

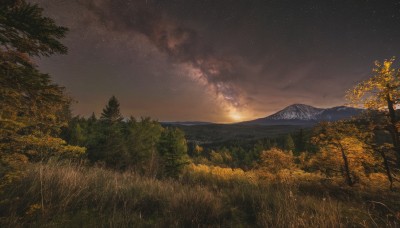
[
  {"left": 386, "top": 95, "right": 400, "bottom": 167},
  {"left": 338, "top": 143, "right": 353, "bottom": 186},
  {"left": 378, "top": 149, "right": 394, "bottom": 191}
]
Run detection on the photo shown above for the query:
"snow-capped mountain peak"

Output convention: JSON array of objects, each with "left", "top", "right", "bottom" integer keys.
[
  {"left": 266, "top": 104, "right": 324, "bottom": 120},
  {"left": 240, "top": 104, "right": 363, "bottom": 125}
]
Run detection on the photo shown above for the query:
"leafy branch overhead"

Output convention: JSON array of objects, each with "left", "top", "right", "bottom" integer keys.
[
  {"left": 0, "top": 0, "right": 68, "bottom": 57},
  {"left": 0, "top": 0, "right": 83, "bottom": 186},
  {"left": 347, "top": 57, "right": 400, "bottom": 110}
]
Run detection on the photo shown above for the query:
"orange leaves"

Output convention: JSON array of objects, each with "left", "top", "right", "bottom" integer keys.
[
  {"left": 311, "top": 121, "right": 380, "bottom": 185},
  {"left": 259, "top": 148, "right": 296, "bottom": 174},
  {"left": 347, "top": 57, "right": 400, "bottom": 110}
]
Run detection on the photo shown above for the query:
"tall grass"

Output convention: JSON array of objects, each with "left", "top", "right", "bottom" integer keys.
[
  {"left": 1, "top": 162, "right": 223, "bottom": 227},
  {"left": 0, "top": 162, "right": 397, "bottom": 227}
]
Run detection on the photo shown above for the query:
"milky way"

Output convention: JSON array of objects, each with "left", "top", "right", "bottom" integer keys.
[{"left": 30, "top": 0, "right": 400, "bottom": 122}]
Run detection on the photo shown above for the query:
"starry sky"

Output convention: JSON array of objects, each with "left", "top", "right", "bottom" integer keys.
[{"left": 29, "top": 0, "right": 400, "bottom": 122}]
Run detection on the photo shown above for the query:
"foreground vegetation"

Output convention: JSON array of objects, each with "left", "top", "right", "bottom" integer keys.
[
  {"left": 1, "top": 1, "right": 400, "bottom": 227},
  {"left": 1, "top": 161, "right": 399, "bottom": 227}
]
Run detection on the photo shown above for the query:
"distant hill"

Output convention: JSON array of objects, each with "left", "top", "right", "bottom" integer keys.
[
  {"left": 161, "top": 121, "right": 213, "bottom": 126},
  {"left": 165, "top": 124, "right": 305, "bottom": 145},
  {"left": 161, "top": 104, "right": 364, "bottom": 143},
  {"left": 241, "top": 104, "right": 363, "bottom": 126}
]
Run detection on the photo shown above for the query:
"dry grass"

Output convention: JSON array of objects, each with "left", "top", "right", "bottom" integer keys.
[{"left": 0, "top": 161, "right": 398, "bottom": 227}]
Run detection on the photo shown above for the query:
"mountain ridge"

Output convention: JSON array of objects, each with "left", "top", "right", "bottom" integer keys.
[
  {"left": 162, "top": 104, "right": 364, "bottom": 126},
  {"left": 240, "top": 104, "right": 363, "bottom": 126}
]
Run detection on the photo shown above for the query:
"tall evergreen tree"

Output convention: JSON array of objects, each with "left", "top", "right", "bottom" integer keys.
[
  {"left": 284, "top": 134, "right": 295, "bottom": 152},
  {"left": 88, "top": 112, "right": 97, "bottom": 123},
  {"left": 0, "top": 0, "right": 84, "bottom": 185},
  {"left": 157, "top": 128, "right": 189, "bottom": 178},
  {"left": 87, "top": 97, "right": 127, "bottom": 169},
  {"left": 295, "top": 129, "right": 306, "bottom": 153},
  {"left": 125, "top": 117, "right": 163, "bottom": 175},
  {"left": 100, "top": 96, "right": 123, "bottom": 123}
]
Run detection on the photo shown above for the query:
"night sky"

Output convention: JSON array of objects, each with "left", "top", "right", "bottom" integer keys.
[{"left": 29, "top": 0, "right": 400, "bottom": 122}]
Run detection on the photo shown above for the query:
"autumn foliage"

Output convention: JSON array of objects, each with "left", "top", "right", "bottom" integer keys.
[{"left": 1, "top": 1, "right": 400, "bottom": 227}]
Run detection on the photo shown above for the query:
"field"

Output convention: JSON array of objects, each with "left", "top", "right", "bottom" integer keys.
[{"left": 1, "top": 162, "right": 399, "bottom": 227}]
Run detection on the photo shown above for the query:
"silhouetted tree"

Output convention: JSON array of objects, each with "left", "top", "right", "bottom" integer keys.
[
  {"left": 100, "top": 96, "right": 123, "bottom": 123},
  {"left": 87, "top": 96, "right": 128, "bottom": 169}
]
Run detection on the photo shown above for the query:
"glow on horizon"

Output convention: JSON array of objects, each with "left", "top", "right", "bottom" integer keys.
[{"left": 228, "top": 110, "right": 245, "bottom": 122}]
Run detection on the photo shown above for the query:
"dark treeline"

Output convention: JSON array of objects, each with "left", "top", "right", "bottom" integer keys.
[
  {"left": 63, "top": 99, "right": 315, "bottom": 172},
  {"left": 61, "top": 96, "right": 188, "bottom": 178}
]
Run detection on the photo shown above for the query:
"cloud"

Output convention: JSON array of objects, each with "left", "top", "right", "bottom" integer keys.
[
  {"left": 79, "top": 0, "right": 248, "bottom": 113},
  {"left": 30, "top": 0, "right": 400, "bottom": 121}
]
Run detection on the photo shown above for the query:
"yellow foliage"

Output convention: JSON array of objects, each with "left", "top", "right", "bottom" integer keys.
[
  {"left": 19, "top": 135, "right": 86, "bottom": 159},
  {"left": 193, "top": 145, "right": 204, "bottom": 156},
  {"left": 0, "top": 153, "right": 29, "bottom": 189},
  {"left": 26, "top": 203, "right": 42, "bottom": 216},
  {"left": 256, "top": 148, "right": 325, "bottom": 184},
  {"left": 186, "top": 163, "right": 258, "bottom": 183},
  {"left": 276, "top": 169, "right": 293, "bottom": 183},
  {"left": 221, "top": 151, "right": 233, "bottom": 163},
  {"left": 311, "top": 121, "right": 378, "bottom": 184},
  {"left": 366, "top": 173, "right": 392, "bottom": 190},
  {"left": 259, "top": 148, "right": 296, "bottom": 173},
  {"left": 291, "top": 170, "right": 324, "bottom": 182},
  {"left": 210, "top": 151, "right": 224, "bottom": 164},
  {"left": 346, "top": 57, "right": 400, "bottom": 110},
  {"left": 256, "top": 167, "right": 323, "bottom": 184},
  {"left": 0, "top": 133, "right": 85, "bottom": 190}
]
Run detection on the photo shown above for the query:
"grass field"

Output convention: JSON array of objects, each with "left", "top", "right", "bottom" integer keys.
[{"left": 1, "top": 161, "right": 399, "bottom": 227}]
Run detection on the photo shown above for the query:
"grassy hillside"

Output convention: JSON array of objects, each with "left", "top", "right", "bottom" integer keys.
[{"left": 1, "top": 162, "right": 399, "bottom": 227}]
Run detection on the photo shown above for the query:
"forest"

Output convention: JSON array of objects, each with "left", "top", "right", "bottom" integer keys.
[{"left": 1, "top": 1, "right": 400, "bottom": 227}]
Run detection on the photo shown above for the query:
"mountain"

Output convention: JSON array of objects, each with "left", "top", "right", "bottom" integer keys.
[
  {"left": 161, "top": 104, "right": 363, "bottom": 143},
  {"left": 318, "top": 106, "right": 363, "bottom": 121},
  {"left": 266, "top": 104, "right": 324, "bottom": 120},
  {"left": 241, "top": 104, "right": 363, "bottom": 126}
]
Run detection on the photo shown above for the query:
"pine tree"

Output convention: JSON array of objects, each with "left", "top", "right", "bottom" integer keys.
[
  {"left": 0, "top": 0, "right": 68, "bottom": 58},
  {"left": 100, "top": 96, "right": 123, "bottom": 123},
  {"left": 295, "top": 129, "right": 306, "bottom": 153},
  {"left": 0, "top": 0, "right": 84, "bottom": 186},
  {"left": 284, "top": 134, "right": 295, "bottom": 152},
  {"left": 157, "top": 128, "right": 189, "bottom": 178},
  {"left": 88, "top": 112, "right": 97, "bottom": 123},
  {"left": 125, "top": 117, "right": 163, "bottom": 175},
  {"left": 87, "top": 97, "right": 128, "bottom": 169},
  {"left": 69, "top": 123, "right": 85, "bottom": 146}
]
